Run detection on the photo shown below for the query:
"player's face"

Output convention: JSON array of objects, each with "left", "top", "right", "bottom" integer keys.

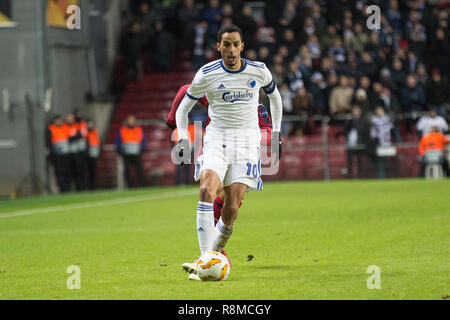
[{"left": 217, "top": 32, "right": 244, "bottom": 69}]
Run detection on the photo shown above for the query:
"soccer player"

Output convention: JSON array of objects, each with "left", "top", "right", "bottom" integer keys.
[
  {"left": 175, "top": 24, "right": 282, "bottom": 280},
  {"left": 166, "top": 84, "right": 274, "bottom": 265}
]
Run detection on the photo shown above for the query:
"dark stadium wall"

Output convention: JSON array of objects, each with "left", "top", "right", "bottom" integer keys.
[
  {"left": 0, "top": 0, "right": 92, "bottom": 197},
  {"left": 0, "top": 1, "right": 47, "bottom": 197}
]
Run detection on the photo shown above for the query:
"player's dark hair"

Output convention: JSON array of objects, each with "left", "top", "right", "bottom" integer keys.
[{"left": 217, "top": 24, "right": 243, "bottom": 43}]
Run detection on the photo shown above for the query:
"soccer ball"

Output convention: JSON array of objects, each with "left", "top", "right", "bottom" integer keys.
[{"left": 196, "top": 251, "right": 230, "bottom": 281}]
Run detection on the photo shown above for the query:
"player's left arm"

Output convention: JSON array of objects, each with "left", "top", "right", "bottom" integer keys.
[
  {"left": 261, "top": 67, "right": 283, "bottom": 159},
  {"left": 258, "top": 104, "right": 272, "bottom": 146}
]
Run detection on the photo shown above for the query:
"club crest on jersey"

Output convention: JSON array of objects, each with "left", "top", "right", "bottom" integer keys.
[
  {"left": 222, "top": 90, "right": 254, "bottom": 103},
  {"left": 247, "top": 78, "right": 256, "bottom": 88}
]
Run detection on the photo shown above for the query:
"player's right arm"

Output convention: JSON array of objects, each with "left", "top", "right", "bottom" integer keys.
[
  {"left": 175, "top": 70, "right": 207, "bottom": 141},
  {"left": 166, "top": 84, "right": 191, "bottom": 130},
  {"left": 166, "top": 85, "right": 209, "bottom": 131},
  {"left": 175, "top": 69, "right": 208, "bottom": 162}
]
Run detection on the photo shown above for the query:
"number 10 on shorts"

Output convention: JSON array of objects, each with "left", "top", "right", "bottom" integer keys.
[{"left": 246, "top": 162, "right": 260, "bottom": 178}]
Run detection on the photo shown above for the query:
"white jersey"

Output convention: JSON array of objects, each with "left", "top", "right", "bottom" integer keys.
[{"left": 186, "top": 59, "right": 275, "bottom": 135}]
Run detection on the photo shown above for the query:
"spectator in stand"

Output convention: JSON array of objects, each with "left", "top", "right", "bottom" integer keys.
[
  {"left": 418, "top": 125, "right": 450, "bottom": 177},
  {"left": 401, "top": 74, "right": 426, "bottom": 113},
  {"left": 86, "top": 119, "right": 101, "bottom": 190},
  {"left": 352, "top": 88, "right": 370, "bottom": 114},
  {"left": 344, "top": 106, "right": 369, "bottom": 179},
  {"left": 191, "top": 20, "right": 208, "bottom": 71},
  {"left": 286, "top": 61, "right": 304, "bottom": 93},
  {"left": 415, "top": 63, "right": 428, "bottom": 88},
  {"left": 150, "top": 20, "right": 175, "bottom": 71},
  {"left": 310, "top": 2, "right": 327, "bottom": 37},
  {"left": 370, "top": 106, "right": 394, "bottom": 179},
  {"left": 298, "top": 17, "right": 316, "bottom": 45},
  {"left": 121, "top": 20, "right": 146, "bottom": 80},
  {"left": 256, "top": 20, "right": 277, "bottom": 54},
  {"left": 306, "top": 34, "right": 322, "bottom": 68},
  {"left": 430, "top": 28, "right": 450, "bottom": 78},
  {"left": 416, "top": 109, "right": 449, "bottom": 139},
  {"left": 364, "top": 31, "right": 382, "bottom": 55},
  {"left": 379, "top": 67, "right": 397, "bottom": 93},
  {"left": 323, "top": 72, "right": 339, "bottom": 115},
  {"left": 320, "top": 24, "right": 340, "bottom": 53},
  {"left": 292, "top": 87, "right": 315, "bottom": 135},
  {"left": 280, "top": 83, "right": 294, "bottom": 137},
  {"left": 276, "top": 0, "right": 302, "bottom": 39},
  {"left": 135, "top": 2, "right": 161, "bottom": 40},
  {"left": 307, "top": 72, "right": 326, "bottom": 115},
  {"left": 257, "top": 46, "right": 271, "bottom": 66},
  {"left": 371, "top": 82, "right": 385, "bottom": 109},
  {"left": 177, "top": 0, "right": 200, "bottom": 53},
  {"left": 281, "top": 29, "right": 300, "bottom": 61},
  {"left": 294, "top": 45, "right": 312, "bottom": 71},
  {"left": 338, "top": 54, "right": 362, "bottom": 79},
  {"left": 115, "top": 115, "right": 147, "bottom": 188},
  {"left": 329, "top": 75, "right": 354, "bottom": 115},
  {"left": 327, "top": 37, "right": 346, "bottom": 64},
  {"left": 46, "top": 115, "right": 70, "bottom": 193},
  {"left": 319, "top": 56, "right": 337, "bottom": 79},
  {"left": 271, "top": 63, "right": 286, "bottom": 87},
  {"left": 235, "top": 5, "right": 258, "bottom": 51},
  {"left": 202, "top": 0, "right": 223, "bottom": 45},
  {"left": 358, "top": 76, "right": 374, "bottom": 103},
  {"left": 380, "top": 86, "right": 402, "bottom": 142},
  {"left": 386, "top": 0, "right": 402, "bottom": 32},
  {"left": 390, "top": 58, "right": 406, "bottom": 94},
  {"left": 426, "top": 69, "right": 449, "bottom": 119},
  {"left": 345, "top": 22, "right": 368, "bottom": 56},
  {"left": 406, "top": 50, "right": 420, "bottom": 74},
  {"left": 358, "top": 51, "right": 379, "bottom": 79}
]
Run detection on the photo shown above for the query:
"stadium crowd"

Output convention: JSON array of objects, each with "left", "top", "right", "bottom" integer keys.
[
  {"left": 120, "top": 0, "right": 449, "bottom": 135},
  {"left": 114, "top": 0, "right": 450, "bottom": 180}
]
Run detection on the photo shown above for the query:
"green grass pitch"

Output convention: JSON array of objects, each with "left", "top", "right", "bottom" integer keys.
[{"left": 0, "top": 179, "right": 449, "bottom": 300}]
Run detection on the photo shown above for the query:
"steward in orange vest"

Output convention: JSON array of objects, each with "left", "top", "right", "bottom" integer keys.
[
  {"left": 46, "top": 115, "right": 70, "bottom": 192},
  {"left": 62, "top": 113, "right": 87, "bottom": 191},
  {"left": 86, "top": 119, "right": 101, "bottom": 190},
  {"left": 115, "top": 115, "right": 147, "bottom": 187},
  {"left": 418, "top": 126, "right": 449, "bottom": 177}
]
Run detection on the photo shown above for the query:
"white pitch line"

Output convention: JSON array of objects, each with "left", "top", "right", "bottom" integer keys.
[{"left": 0, "top": 189, "right": 198, "bottom": 219}]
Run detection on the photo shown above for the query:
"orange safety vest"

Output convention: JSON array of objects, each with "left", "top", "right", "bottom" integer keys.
[
  {"left": 62, "top": 122, "right": 87, "bottom": 153},
  {"left": 88, "top": 129, "right": 101, "bottom": 158},
  {"left": 48, "top": 124, "right": 68, "bottom": 144},
  {"left": 88, "top": 129, "right": 100, "bottom": 146},
  {"left": 76, "top": 121, "right": 88, "bottom": 138},
  {"left": 173, "top": 124, "right": 196, "bottom": 143},
  {"left": 418, "top": 132, "right": 449, "bottom": 156},
  {"left": 120, "top": 125, "right": 144, "bottom": 155},
  {"left": 48, "top": 124, "right": 69, "bottom": 155},
  {"left": 62, "top": 123, "right": 77, "bottom": 137}
]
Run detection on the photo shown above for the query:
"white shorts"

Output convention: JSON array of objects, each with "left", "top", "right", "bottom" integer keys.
[{"left": 194, "top": 139, "right": 263, "bottom": 192}]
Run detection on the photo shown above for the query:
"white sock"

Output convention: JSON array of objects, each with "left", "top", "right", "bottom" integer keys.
[
  {"left": 197, "top": 201, "right": 214, "bottom": 256},
  {"left": 211, "top": 217, "right": 233, "bottom": 252}
]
